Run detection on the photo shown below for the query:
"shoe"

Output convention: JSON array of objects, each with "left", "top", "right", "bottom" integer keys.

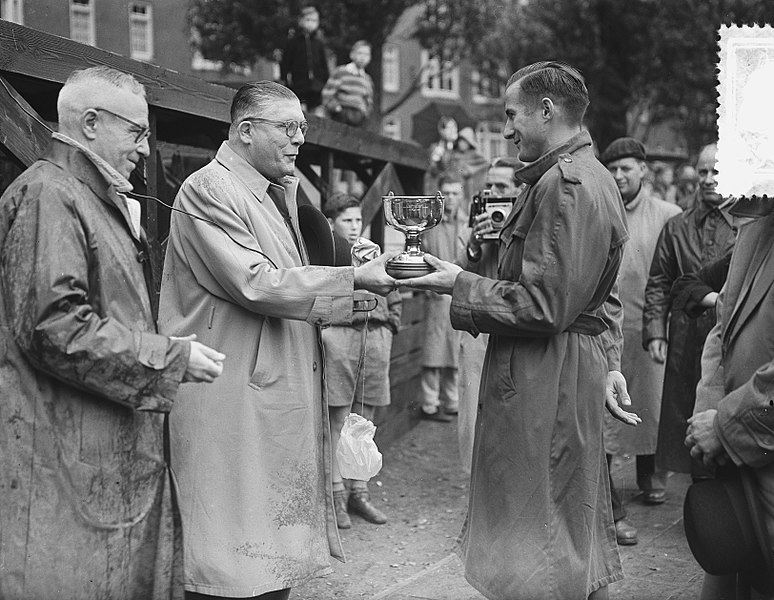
[
  {"left": 445, "top": 408, "right": 459, "bottom": 416},
  {"left": 348, "top": 490, "right": 387, "bottom": 524},
  {"left": 333, "top": 490, "right": 351, "bottom": 529},
  {"left": 420, "top": 409, "right": 452, "bottom": 423},
  {"left": 614, "top": 519, "right": 638, "bottom": 546},
  {"left": 642, "top": 490, "right": 667, "bottom": 505}
]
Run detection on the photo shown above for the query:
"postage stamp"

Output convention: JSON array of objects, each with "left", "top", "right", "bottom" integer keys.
[{"left": 716, "top": 25, "right": 774, "bottom": 198}]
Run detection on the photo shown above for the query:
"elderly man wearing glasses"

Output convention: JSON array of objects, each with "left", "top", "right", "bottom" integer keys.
[
  {"left": 0, "top": 66, "right": 226, "bottom": 598},
  {"left": 158, "top": 81, "right": 396, "bottom": 600}
]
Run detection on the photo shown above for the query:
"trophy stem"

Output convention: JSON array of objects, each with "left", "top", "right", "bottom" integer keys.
[{"left": 404, "top": 231, "right": 423, "bottom": 255}]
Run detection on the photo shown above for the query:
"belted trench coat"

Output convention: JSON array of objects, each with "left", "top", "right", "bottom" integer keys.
[
  {"left": 0, "top": 139, "right": 189, "bottom": 599},
  {"left": 450, "top": 132, "right": 628, "bottom": 600},
  {"left": 158, "top": 142, "right": 352, "bottom": 597}
]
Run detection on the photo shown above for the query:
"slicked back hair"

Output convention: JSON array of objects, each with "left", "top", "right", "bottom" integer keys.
[
  {"left": 230, "top": 81, "right": 299, "bottom": 128},
  {"left": 506, "top": 61, "right": 589, "bottom": 125}
]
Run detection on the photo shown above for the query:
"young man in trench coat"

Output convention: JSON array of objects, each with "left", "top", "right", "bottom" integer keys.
[
  {"left": 157, "top": 81, "right": 395, "bottom": 600},
  {"left": 402, "top": 61, "right": 639, "bottom": 600}
]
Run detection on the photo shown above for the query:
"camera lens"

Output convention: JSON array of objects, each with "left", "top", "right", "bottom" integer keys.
[{"left": 492, "top": 211, "right": 504, "bottom": 223}]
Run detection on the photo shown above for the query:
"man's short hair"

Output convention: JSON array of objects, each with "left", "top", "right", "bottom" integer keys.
[
  {"left": 506, "top": 61, "right": 589, "bottom": 125},
  {"left": 323, "top": 192, "right": 360, "bottom": 219},
  {"left": 57, "top": 66, "right": 145, "bottom": 122},
  {"left": 438, "top": 172, "right": 463, "bottom": 188},
  {"left": 351, "top": 40, "right": 371, "bottom": 52},
  {"left": 230, "top": 81, "right": 298, "bottom": 125}
]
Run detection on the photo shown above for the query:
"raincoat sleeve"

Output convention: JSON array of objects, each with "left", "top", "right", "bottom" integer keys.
[
  {"left": 3, "top": 182, "right": 189, "bottom": 412},
  {"left": 599, "top": 280, "right": 624, "bottom": 372},
  {"left": 172, "top": 172, "right": 355, "bottom": 326},
  {"left": 671, "top": 250, "right": 731, "bottom": 317},
  {"left": 642, "top": 219, "right": 679, "bottom": 348},
  {"left": 449, "top": 169, "right": 623, "bottom": 338}
]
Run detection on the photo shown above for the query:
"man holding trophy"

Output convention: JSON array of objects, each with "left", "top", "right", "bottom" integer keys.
[{"left": 397, "top": 61, "right": 638, "bottom": 600}]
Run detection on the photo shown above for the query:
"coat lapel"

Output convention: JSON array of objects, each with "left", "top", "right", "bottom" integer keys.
[{"left": 725, "top": 215, "right": 774, "bottom": 347}]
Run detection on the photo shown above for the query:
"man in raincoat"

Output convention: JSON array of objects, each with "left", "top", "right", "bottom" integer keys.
[
  {"left": 157, "top": 81, "right": 396, "bottom": 600},
  {"left": 0, "top": 66, "right": 225, "bottom": 599},
  {"left": 402, "top": 61, "right": 638, "bottom": 600}
]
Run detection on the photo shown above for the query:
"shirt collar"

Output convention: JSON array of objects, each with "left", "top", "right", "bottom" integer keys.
[
  {"left": 694, "top": 196, "right": 734, "bottom": 228},
  {"left": 514, "top": 130, "right": 593, "bottom": 186},
  {"left": 215, "top": 141, "right": 299, "bottom": 203},
  {"left": 51, "top": 132, "right": 133, "bottom": 193}
]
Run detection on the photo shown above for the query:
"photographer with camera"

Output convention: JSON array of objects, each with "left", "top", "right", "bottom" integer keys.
[{"left": 457, "top": 156, "right": 525, "bottom": 473}]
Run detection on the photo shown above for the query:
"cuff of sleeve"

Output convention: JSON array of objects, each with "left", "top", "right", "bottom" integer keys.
[
  {"left": 449, "top": 271, "right": 480, "bottom": 336},
  {"left": 642, "top": 322, "right": 666, "bottom": 349},
  {"left": 134, "top": 332, "right": 189, "bottom": 412},
  {"left": 716, "top": 385, "right": 774, "bottom": 468}
]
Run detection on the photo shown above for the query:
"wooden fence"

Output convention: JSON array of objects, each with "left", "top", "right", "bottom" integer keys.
[{"left": 0, "top": 19, "right": 430, "bottom": 446}]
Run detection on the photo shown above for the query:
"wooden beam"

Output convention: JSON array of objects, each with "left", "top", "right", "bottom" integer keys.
[
  {"left": 0, "top": 76, "right": 52, "bottom": 168},
  {"left": 0, "top": 20, "right": 429, "bottom": 171},
  {"left": 360, "top": 162, "right": 405, "bottom": 226}
]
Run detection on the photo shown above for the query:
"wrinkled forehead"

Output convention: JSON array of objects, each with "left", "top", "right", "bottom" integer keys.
[{"left": 261, "top": 98, "right": 304, "bottom": 121}]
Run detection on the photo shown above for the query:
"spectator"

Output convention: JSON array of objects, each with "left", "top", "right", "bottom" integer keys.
[
  {"left": 428, "top": 116, "right": 458, "bottom": 179},
  {"left": 419, "top": 172, "right": 465, "bottom": 423},
  {"left": 280, "top": 6, "right": 330, "bottom": 113},
  {"left": 0, "top": 66, "right": 225, "bottom": 598},
  {"left": 452, "top": 127, "right": 489, "bottom": 202},
  {"left": 674, "top": 164, "right": 699, "bottom": 211},
  {"left": 456, "top": 156, "right": 525, "bottom": 473},
  {"left": 157, "top": 81, "right": 395, "bottom": 600},
  {"left": 652, "top": 161, "right": 676, "bottom": 203},
  {"left": 321, "top": 192, "right": 402, "bottom": 529},
  {"left": 685, "top": 199, "right": 774, "bottom": 599},
  {"left": 401, "top": 61, "right": 638, "bottom": 600},
  {"left": 600, "top": 137, "right": 682, "bottom": 546},
  {"left": 671, "top": 249, "right": 732, "bottom": 318},
  {"left": 644, "top": 143, "right": 736, "bottom": 483},
  {"left": 321, "top": 41, "right": 374, "bottom": 127}
]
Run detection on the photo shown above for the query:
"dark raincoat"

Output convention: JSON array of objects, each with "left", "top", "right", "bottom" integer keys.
[
  {"left": 0, "top": 138, "right": 189, "bottom": 599},
  {"left": 643, "top": 200, "right": 735, "bottom": 473},
  {"left": 450, "top": 132, "right": 628, "bottom": 600}
]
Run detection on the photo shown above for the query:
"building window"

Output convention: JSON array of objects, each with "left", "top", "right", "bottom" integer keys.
[
  {"left": 382, "top": 45, "right": 399, "bottom": 93},
  {"left": 1, "top": 0, "right": 24, "bottom": 24},
  {"left": 69, "top": 0, "right": 95, "bottom": 46},
  {"left": 129, "top": 2, "right": 153, "bottom": 61},
  {"left": 420, "top": 49, "right": 459, "bottom": 99},
  {"left": 476, "top": 121, "right": 508, "bottom": 162},
  {"left": 382, "top": 117, "right": 401, "bottom": 140},
  {"left": 472, "top": 61, "right": 507, "bottom": 104}
]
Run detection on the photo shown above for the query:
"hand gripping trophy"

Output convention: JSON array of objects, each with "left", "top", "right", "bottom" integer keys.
[{"left": 382, "top": 191, "right": 444, "bottom": 278}]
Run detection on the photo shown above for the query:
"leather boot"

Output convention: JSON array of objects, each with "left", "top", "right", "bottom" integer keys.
[
  {"left": 333, "top": 489, "right": 351, "bottom": 529},
  {"left": 348, "top": 489, "right": 387, "bottom": 524}
]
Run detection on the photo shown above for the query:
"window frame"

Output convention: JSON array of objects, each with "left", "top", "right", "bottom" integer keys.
[
  {"left": 128, "top": 1, "right": 154, "bottom": 62},
  {"left": 420, "top": 49, "right": 459, "bottom": 99},
  {"left": 69, "top": 0, "right": 96, "bottom": 47}
]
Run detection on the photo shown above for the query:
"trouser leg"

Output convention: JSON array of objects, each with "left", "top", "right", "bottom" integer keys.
[
  {"left": 636, "top": 454, "right": 668, "bottom": 491},
  {"left": 439, "top": 367, "right": 459, "bottom": 413},
  {"left": 607, "top": 454, "right": 627, "bottom": 522},
  {"left": 421, "top": 367, "right": 441, "bottom": 413}
]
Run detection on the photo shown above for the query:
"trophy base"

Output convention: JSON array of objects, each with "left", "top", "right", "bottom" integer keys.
[{"left": 386, "top": 255, "right": 434, "bottom": 279}]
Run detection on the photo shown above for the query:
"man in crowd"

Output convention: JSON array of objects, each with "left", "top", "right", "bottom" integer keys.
[
  {"left": 419, "top": 172, "right": 465, "bottom": 422},
  {"left": 457, "top": 156, "right": 525, "bottom": 473},
  {"left": 644, "top": 144, "right": 736, "bottom": 483},
  {"left": 157, "top": 81, "right": 396, "bottom": 600},
  {"left": 280, "top": 6, "right": 330, "bottom": 113},
  {"left": 402, "top": 61, "right": 638, "bottom": 600},
  {"left": 600, "top": 138, "right": 682, "bottom": 546},
  {"left": 0, "top": 66, "right": 225, "bottom": 598},
  {"left": 686, "top": 197, "right": 774, "bottom": 598}
]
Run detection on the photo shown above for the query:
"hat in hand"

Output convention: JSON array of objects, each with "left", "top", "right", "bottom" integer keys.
[{"left": 600, "top": 137, "right": 647, "bottom": 165}]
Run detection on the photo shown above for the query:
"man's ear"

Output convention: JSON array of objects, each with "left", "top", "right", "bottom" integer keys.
[
  {"left": 541, "top": 97, "right": 554, "bottom": 120},
  {"left": 81, "top": 108, "right": 99, "bottom": 141},
  {"left": 237, "top": 120, "right": 253, "bottom": 143}
]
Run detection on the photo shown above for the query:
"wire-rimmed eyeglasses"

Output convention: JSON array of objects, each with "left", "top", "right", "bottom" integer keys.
[
  {"left": 244, "top": 117, "right": 308, "bottom": 138},
  {"left": 92, "top": 107, "right": 151, "bottom": 144}
]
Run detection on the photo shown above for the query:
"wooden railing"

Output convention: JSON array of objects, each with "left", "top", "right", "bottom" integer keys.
[{"left": 0, "top": 19, "right": 429, "bottom": 446}]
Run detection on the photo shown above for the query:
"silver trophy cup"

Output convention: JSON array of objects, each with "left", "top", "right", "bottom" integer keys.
[{"left": 383, "top": 191, "right": 445, "bottom": 278}]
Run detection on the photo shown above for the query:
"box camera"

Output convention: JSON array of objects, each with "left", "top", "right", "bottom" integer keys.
[{"left": 468, "top": 189, "right": 517, "bottom": 241}]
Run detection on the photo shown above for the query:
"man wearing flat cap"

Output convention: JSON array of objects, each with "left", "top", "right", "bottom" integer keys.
[
  {"left": 643, "top": 143, "right": 736, "bottom": 487},
  {"left": 600, "top": 138, "right": 681, "bottom": 546}
]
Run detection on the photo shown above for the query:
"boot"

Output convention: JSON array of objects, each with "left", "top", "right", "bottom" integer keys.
[
  {"left": 333, "top": 489, "right": 351, "bottom": 529},
  {"left": 348, "top": 489, "right": 387, "bottom": 524}
]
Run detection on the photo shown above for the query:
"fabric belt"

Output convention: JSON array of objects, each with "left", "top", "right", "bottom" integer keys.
[{"left": 564, "top": 312, "right": 608, "bottom": 336}]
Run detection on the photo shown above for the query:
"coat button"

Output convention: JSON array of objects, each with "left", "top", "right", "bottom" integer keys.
[{"left": 313, "top": 361, "right": 318, "bottom": 371}]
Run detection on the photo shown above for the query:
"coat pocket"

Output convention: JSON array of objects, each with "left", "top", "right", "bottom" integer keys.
[{"left": 248, "top": 318, "right": 280, "bottom": 390}]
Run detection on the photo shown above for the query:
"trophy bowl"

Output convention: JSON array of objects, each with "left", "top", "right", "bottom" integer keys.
[{"left": 383, "top": 191, "right": 445, "bottom": 278}]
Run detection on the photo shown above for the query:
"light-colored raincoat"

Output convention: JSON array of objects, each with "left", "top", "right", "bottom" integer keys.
[{"left": 158, "top": 142, "right": 352, "bottom": 597}]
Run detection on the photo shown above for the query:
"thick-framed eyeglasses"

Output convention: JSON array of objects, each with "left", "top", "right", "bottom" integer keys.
[
  {"left": 92, "top": 107, "right": 151, "bottom": 144},
  {"left": 244, "top": 117, "right": 308, "bottom": 138}
]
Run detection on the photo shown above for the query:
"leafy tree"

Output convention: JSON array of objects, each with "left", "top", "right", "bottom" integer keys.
[{"left": 502, "top": 0, "right": 774, "bottom": 155}]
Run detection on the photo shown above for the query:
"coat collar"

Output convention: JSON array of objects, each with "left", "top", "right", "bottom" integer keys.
[
  {"left": 214, "top": 141, "right": 300, "bottom": 204},
  {"left": 623, "top": 185, "right": 648, "bottom": 212},
  {"left": 43, "top": 136, "right": 140, "bottom": 240},
  {"left": 513, "top": 130, "right": 593, "bottom": 186}
]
